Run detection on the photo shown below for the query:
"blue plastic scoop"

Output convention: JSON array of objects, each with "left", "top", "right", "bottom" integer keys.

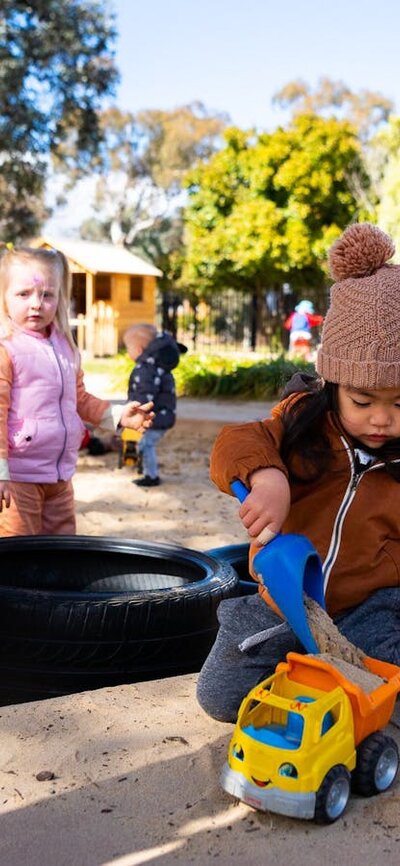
[{"left": 231, "top": 479, "right": 326, "bottom": 653}]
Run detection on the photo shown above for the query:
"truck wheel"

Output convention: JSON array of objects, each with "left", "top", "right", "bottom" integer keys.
[
  {"left": 314, "top": 765, "right": 351, "bottom": 823},
  {"left": 352, "top": 732, "right": 399, "bottom": 796}
]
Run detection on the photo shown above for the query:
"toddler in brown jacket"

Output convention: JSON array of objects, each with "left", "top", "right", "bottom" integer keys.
[{"left": 198, "top": 223, "right": 400, "bottom": 722}]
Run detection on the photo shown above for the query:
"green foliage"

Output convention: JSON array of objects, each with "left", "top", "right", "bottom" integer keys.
[
  {"left": 372, "top": 118, "right": 400, "bottom": 258},
  {"left": 0, "top": 0, "right": 118, "bottom": 240},
  {"left": 182, "top": 114, "right": 372, "bottom": 303},
  {"left": 175, "top": 354, "right": 315, "bottom": 398},
  {"left": 110, "top": 351, "right": 314, "bottom": 401}
]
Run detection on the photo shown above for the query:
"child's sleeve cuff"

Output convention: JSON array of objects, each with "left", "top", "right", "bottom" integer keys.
[
  {"left": 94, "top": 404, "right": 126, "bottom": 436},
  {"left": 0, "top": 458, "right": 10, "bottom": 481}
]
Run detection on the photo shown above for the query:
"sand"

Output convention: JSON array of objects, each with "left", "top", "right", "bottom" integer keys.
[
  {"left": 312, "top": 653, "right": 384, "bottom": 693},
  {"left": 305, "top": 594, "right": 385, "bottom": 693},
  {"left": 74, "top": 414, "right": 248, "bottom": 552},
  {"left": 2, "top": 399, "right": 400, "bottom": 864}
]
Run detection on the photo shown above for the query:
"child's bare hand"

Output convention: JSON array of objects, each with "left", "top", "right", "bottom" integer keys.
[
  {"left": 120, "top": 401, "right": 155, "bottom": 433},
  {"left": 239, "top": 467, "right": 290, "bottom": 546},
  {"left": 0, "top": 481, "right": 11, "bottom": 512}
]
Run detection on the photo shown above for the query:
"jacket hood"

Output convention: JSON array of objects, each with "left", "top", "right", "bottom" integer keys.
[{"left": 139, "top": 332, "right": 183, "bottom": 371}]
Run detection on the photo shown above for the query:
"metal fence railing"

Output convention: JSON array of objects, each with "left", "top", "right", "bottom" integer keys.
[{"left": 156, "top": 290, "right": 290, "bottom": 354}]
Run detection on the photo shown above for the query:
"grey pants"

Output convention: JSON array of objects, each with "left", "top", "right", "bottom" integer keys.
[{"left": 197, "top": 588, "right": 400, "bottom": 723}]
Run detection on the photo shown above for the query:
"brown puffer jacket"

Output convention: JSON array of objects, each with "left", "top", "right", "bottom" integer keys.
[{"left": 210, "top": 398, "right": 400, "bottom": 617}]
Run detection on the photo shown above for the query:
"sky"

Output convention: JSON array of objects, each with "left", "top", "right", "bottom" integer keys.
[
  {"left": 111, "top": 0, "right": 399, "bottom": 131},
  {"left": 46, "top": 0, "right": 400, "bottom": 233}
]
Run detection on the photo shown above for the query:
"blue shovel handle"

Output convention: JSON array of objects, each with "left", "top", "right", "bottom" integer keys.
[
  {"left": 230, "top": 479, "right": 325, "bottom": 653},
  {"left": 231, "top": 478, "right": 255, "bottom": 504}
]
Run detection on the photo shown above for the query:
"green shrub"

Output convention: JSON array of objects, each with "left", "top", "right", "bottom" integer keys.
[{"left": 109, "top": 351, "right": 315, "bottom": 400}]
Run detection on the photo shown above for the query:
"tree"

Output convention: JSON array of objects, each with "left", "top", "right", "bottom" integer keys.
[
  {"left": 79, "top": 103, "right": 228, "bottom": 308},
  {"left": 181, "top": 114, "right": 372, "bottom": 343},
  {"left": 79, "top": 102, "right": 228, "bottom": 244},
  {"left": 130, "top": 214, "right": 186, "bottom": 334},
  {"left": 79, "top": 106, "right": 154, "bottom": 247},
  {"left": 0, "top": 0, "right": 118, "bottom": 240},
  {"left": 371, "top": 117, "right": 400, "bottom": 256},
  {"left": 273, "top": 78, "right": 393, "bottom": 141},
  {"left": 137, "top": 102, "right": 229, "bottom": 192}
]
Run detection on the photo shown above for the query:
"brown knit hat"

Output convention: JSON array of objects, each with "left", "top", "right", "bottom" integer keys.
[{"left": 316, "top": 223, "right": 400, "bottom": 389}]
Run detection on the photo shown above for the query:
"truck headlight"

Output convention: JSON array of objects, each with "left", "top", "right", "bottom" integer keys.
[{"left": 278, "top": 762, "right": 298, "bottom": 778}]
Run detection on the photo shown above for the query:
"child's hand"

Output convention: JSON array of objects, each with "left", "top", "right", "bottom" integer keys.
[
  {"left": 0, "top": 481, "right": 11, "bottom": 512},
  {"left": 119, "top": 401, "right": 155, "bottom": 433},
  {"left": 239, "top": 467, "right": 290, "bottom": 546}
]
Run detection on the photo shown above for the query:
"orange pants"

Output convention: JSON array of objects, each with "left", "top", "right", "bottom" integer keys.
[{"left": 0, "top": 479, "right": 76, "bottom": 537}]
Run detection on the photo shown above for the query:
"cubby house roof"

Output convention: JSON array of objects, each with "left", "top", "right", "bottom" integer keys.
[{"left": 34, "top": 236, "right": 163, "bottom": 277}]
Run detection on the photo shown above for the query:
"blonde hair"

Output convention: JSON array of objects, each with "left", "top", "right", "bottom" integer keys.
[
  {"left": 123, "top": 322, "right": 157, "bottom": 347},
  {"left": 0, "top": 245, "right": 76, "bottom": 351}
]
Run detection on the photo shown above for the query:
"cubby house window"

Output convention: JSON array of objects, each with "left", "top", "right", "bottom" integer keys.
[
  {"left": 71, "top": 273, "right": 86, "bottom": 314},
  {"left": 130, "top": 275, "right": 144, "bottom": 301},
  {"left": 95, "top": 274, "right": 111, "bottom": 301}
]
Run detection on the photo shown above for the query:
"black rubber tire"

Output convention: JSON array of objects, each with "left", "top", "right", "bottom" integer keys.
[
  {"left": 0, "top": 535, "right": 238, "bottom": 704},
  {"left": 352, "top": 732, "right": 399, "bottom": 796},
  {"left": 206, "top": 543, "right": 257, "bottom": 596},
  {"left": 314, "top": 765, "right": 351, "bottom": 823}
]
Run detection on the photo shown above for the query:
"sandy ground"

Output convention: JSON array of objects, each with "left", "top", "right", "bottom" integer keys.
[
  {"left": 74, "top": 396, "right": 271, "bottom": 552},
  {"left": 3, "top": 393, "right": 400, "bottom": 865},
  {"left": 2, "top": 674, "right": 400, "bottom": 866}
]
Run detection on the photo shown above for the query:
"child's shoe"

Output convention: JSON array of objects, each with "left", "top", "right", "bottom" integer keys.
[{"left": 133, "top": 475, "right": 161, "bottom": 487}]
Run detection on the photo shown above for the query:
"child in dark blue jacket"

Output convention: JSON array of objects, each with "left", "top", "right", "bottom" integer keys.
[{"left": 124, "top": 323, "right": 186, "bottom": 487}]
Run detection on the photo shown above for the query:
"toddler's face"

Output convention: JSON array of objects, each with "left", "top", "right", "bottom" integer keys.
[
  {"left": 337, "top": 385, "right": 400, "bottom": 448},
  {"left": 5, "top": 260, "right": 60, "bottom": 335},
  {"left": 124, "top": 333, "right": 148, "bottom": 361}
]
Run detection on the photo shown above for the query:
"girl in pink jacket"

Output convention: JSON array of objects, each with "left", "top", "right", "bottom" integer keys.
[{"left": 0, "top": 245, "right": 154, "bottom": 536}]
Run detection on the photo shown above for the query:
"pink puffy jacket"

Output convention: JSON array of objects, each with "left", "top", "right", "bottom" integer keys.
[{"left": 0, "top": 325, "right": 110, "bottom": 483}]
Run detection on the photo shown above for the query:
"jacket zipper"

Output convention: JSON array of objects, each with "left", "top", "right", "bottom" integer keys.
[
  {"left": 322, "top": 437, "right": 400, "bottom": 593},
  {"left": 49, "top": 339, "right": 67, "bottom": 480}
]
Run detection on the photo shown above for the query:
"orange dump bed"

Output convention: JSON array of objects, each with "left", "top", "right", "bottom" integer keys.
[{"left": 277, "top": 653, "right": 400, "bottom": 746}]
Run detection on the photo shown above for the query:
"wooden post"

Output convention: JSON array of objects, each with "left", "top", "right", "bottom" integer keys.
[
  {"left": 85, "top": 273, "right": 94, "bottom": 356},
  {"left": 77, "top": 314, "right": 86, "bottom": 352}
]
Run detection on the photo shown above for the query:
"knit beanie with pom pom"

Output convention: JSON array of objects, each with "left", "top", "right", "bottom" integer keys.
[{"left": 316, "top": 223, "right": 400, "bottom": 389}]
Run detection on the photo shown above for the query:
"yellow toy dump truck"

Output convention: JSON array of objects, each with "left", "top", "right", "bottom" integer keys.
[
  {"left": 118, "top": 428, "right": 142, "bottom": 469},
  {"left": 221, "top": 651, "right": 400, "bottom": 823}
]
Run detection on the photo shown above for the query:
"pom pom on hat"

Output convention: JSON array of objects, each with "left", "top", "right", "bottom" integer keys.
[
  {"left": 316, "top": 222, "right": 400, "bottom": 389},
  {"left": 329, "top": 223, "right": 395, "bottom": 281}
]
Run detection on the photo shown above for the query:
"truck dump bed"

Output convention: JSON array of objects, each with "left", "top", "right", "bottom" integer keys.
[{"left": 276, "top": 652, "right": 400, "bottom": 746}]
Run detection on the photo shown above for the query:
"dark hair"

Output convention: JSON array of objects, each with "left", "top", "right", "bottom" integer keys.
[
  {"left": 280, "top": 377, "right": 400, "bottom": 483},
  {"left": 280, "top": 380, "right": 338, "bottom": 482}
]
